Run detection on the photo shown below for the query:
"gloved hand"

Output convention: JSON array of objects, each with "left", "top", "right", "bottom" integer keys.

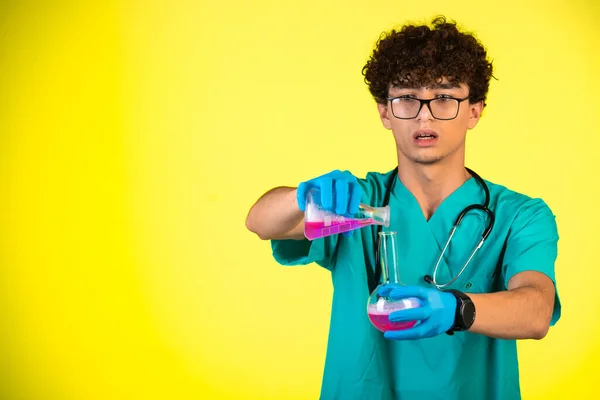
[
  {"left": 297, "top": 169, "right": 363, "bottom": 215},
  {"left": 377, "top": 285, "right": 457, "bottom": 340},
  {"left": 296, "top": 170, "right": 363, "bottom": 237}
]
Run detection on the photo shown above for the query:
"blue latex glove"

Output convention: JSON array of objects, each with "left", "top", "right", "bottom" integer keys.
[
  {"left": 297, "top": 170, "right": 363, "bottom": 237},
  {"left": 377, "top": 285, "right": 457, "bottom": 340}
]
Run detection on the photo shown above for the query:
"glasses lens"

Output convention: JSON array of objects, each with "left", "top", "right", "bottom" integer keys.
[
  {"left": 430, "top": 98, "right": 459, "bottom": 119},
  {"left": 391, "top": 98, "right": 420, "bottom": 119}
]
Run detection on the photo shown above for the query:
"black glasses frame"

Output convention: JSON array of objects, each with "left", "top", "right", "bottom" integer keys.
[{"left": 386, "top": 96, "right": 470, "bottom": 120}]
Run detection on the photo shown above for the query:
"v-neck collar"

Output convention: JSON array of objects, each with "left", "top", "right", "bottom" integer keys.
[{"left": 390, "top": 173, "right": 481, "bottom": 224}]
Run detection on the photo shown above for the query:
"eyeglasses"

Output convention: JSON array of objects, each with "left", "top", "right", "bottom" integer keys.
[{"left": 387, "top": 95, "right": 470, "bottom": 120}]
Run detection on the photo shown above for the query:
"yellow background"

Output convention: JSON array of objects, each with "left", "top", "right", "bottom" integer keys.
[{"left": 0, "top": 1, "right": 598, "bottom": 399}]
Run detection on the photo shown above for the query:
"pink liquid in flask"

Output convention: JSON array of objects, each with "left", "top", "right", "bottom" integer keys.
[
  {"left": 303, "top": 188, "right": 389, "bottom": 241},
  {"left": 367, "top": 298, "right": 420, "bottom": 332},
  {"left": 304, "top": 219, "right": 373, "bottom": 240}
]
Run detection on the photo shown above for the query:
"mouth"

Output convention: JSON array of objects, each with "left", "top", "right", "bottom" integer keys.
[
  {"left": 413, "top": 129, "right": 439, "bottom": 147},
  {"left": 413, "top": 129, "right": 439, "bottom": 140}
]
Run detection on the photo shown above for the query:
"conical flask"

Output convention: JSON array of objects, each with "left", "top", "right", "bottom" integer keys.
[
  {"left": 367, "top": 231, "right": 421, "bottom": 332},
  {"left": 304, "top": 188, "right": 390, "bottom": 241}
]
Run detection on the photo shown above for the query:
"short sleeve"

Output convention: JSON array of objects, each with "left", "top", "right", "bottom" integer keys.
[
  {"left": 271, "top": 235, "right": 340, "bottom": 271},
  {"left": 502, "top": 198, "right": 561, "bottom": 325}
]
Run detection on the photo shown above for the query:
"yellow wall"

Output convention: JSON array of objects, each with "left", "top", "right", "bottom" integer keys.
[{"left": 0, "top": 1, "right": 598, "bottom": 398}]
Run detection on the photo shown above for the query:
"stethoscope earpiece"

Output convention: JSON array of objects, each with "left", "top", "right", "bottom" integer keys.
[{"left": 424, "top": 275, "right": 434, "bottom": 284}]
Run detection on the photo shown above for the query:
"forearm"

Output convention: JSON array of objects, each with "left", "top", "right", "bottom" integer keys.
[
  {"left": 245, "top": 186, "right": 305, "bottom": 240},
  {"left": 468, "top": 285, "right": 554, "bottom": 340}
]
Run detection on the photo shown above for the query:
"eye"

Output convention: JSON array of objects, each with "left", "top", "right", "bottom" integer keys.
[
  {"left": 435, "top": 94, "right": 453, "bottom": 100},
  {"left": 396, "top": 94, "right": 417, "bottom": 102}
]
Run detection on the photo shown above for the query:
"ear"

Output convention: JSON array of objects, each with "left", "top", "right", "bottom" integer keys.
[
  {"left": 467, "top": 101, "right": 484, "bottom": 130},
  {"left": 377, "top": 102, "right": 392, "bottom": 130}
]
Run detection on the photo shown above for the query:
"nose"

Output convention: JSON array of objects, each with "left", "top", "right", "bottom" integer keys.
[{"left": 416, "top": 101, "right": 434, "bottom": 122}]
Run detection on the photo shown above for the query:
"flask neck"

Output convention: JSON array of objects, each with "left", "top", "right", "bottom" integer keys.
[{"left": 379, "top": 231, "right": 400, "bottom": 285}]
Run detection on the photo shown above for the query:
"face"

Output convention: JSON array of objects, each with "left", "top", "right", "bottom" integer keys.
[{"left": 377, "top": 78, "right": 483, "bottom": 165}]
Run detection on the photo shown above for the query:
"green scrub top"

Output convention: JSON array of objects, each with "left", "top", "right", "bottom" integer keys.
[{"left": 271, "top": 169, "right": 561, "bottom": 400}]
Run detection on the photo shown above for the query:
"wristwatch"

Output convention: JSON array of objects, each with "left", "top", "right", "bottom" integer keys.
[{"left": 444, "top": 289, "right": 476, "bottom": 335}]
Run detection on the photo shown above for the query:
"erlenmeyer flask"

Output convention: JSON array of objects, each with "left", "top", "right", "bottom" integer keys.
[
  {"left": 304, "top": 188, "right": 390, "bottom": 240},
  {"left": 367, "top": 231, "right": 421, "bottom": 332}
]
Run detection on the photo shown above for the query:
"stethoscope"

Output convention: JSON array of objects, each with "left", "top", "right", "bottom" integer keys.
[{"left": 366, "top": 166, "right": 495, "bottom": 293}]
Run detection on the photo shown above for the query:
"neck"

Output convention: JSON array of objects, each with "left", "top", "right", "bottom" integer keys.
[{"left": 397, "top": 157, "right": 471, "bottom": 221}]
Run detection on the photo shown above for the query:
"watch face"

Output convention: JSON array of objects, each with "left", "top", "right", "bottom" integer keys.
[
  {"left": 461, "top": 301, "right": 476, "bottom": 327},
  {"left": 446, "top": 290, "right": 476, "bottom": 332}
]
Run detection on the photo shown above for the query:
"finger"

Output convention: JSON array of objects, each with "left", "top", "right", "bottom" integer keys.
[
  {"left": 388, "top": 286, "right": 429, "bottom": 301},
  {"left": 334, "top": 179, "right": 349, "bottom": 216},
  {"left": 389, "top": 306, "right": 431, "bottom": 322},
  {"left": 320, "top": 179, "right": 333, "bottom": 211},
  {"left": 348, "top": 182, "right": 362, "bottom": 215},
  {"left": 376, "top": 284, "right": 397, "bottom": 297},
  {"left": 384, "top": 320, "right": 432, "bottom": 341}
]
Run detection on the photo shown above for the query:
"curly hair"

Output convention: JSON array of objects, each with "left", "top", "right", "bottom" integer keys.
[{"left": 362, "top": 16, "right": 494, "bottom": 106}]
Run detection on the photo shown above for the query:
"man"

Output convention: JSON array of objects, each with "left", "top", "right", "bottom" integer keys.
[{"left": 245, "top": 16, "right": 560, "bottom": 400}]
